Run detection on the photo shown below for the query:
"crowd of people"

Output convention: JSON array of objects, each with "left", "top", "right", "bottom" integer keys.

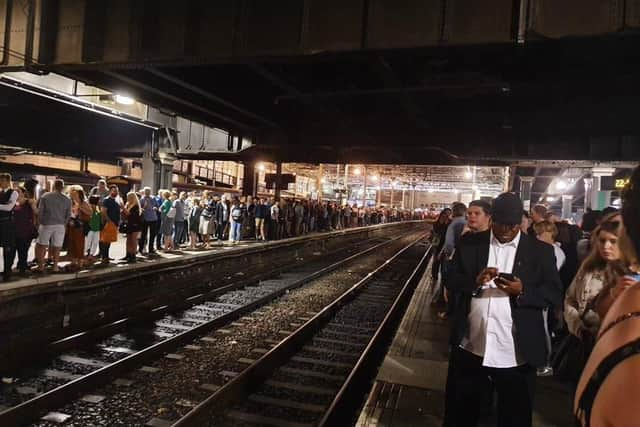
[
  {"left": 0, "top": 176, "right": 418, "bottom": 281},
  {"left": 431, "top": 168, "right": 640, "bottom": 427}
]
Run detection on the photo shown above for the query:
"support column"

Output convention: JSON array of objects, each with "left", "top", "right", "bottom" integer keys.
[
  {"left": 389, "top": 186, "right": 394, "bottom": 207},
  {"left": 344, "top": 164, "right": 349, "bottom": 206},
  {"left": 362, "top": 165, "right": 367, "bottom": 208},
  {"left": 591, "top": 167, "right": 616, "bottom": 210},
  {"left": 562, "top": 195, "right": 573, "bottom": 220},
  {"left": 583, "top": 177, "right": 593, "bottom": 212},
  {"left": 376, "top": 186, "right": 381, "bottom": 206},
  {"left": 242, "top": 162, "right": 256, "bottom": 197},
  {"left": 316, "top": 163, "right": 324, "bottom": 202},
  {"left": 401, "top": 189, "right": 406, "bottom": 209},
  {"left": 275, "top": 162, "right": 283, "bottom": 200},
  {"left": 519, "top": 176, "right": 535, "bottom": 212}
]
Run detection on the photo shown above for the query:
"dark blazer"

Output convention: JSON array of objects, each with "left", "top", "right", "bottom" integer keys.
[{"left": 447, "top": 230, "right": 563, "bottom": 368}]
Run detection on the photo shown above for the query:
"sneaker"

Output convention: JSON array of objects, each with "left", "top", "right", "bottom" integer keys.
[{"left": 536, "top": 366, "right": 553, "bottom": 377}]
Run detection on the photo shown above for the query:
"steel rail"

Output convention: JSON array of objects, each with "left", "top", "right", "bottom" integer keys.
[
  {"left": 0, "top": 233, "right": 413, "bottom": 426},
  {"left": 171, "top": 234, "right": 431, "bottom": 427},
  {"left": 318, "top": 243, "right": 433, "bottom": 426}
]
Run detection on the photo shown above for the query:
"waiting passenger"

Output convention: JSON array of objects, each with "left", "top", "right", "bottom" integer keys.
[
  {"left": 0, "top": 173, "right": 17, "bottom": 281},
  {"left": 466, "top": 200, "right": 491, "bottom": 234},
  {"left": 188, "top": 198, "right": 202, "bottom": 249},
  {"left": 159, "top": 191, "right": 175, "bottom": 252},
  {"left": 122, "top": 192, "right": 142, "bottom": 263},
  {"left": 35, "top": 179, "right": 71, "bottom": 273},
  {"left": 255, "top": 198, "right": 267, "bottom": 241},
  {"left": 85, "top": 195, "right": 101, "bottom": 260},
  {"left": 444, "top": 192, "right": 562, "bottom": 427},
  {"left": 229, "top": 197, "right": 246, "bottom": 244},
  {"left": 138, "top": 187, "right": 159, "bottom": 255},
  {"left": 574, "top": 166, "right": 640, "bottom": 427},
  {"left": 99, "top": 185, "right": 121, "bottom": 264},
  {"left": 215, "top": 195, "right": 230, "bottom": 243},
  {"left": 67, "top": 186, "right": 92, "bottom": 270},
  {"left": 173, "top": 192, "right": 187, "bottom": 247},
  {"left": 11, "top": 187, "right": 36, "bottom": 276}
]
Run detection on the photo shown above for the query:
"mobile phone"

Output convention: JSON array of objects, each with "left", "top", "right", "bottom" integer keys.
[
  {"left": 497, "top": 273, "right": 515, "bottom": 282},
  {"left": 625, "top": 273, "right": 640, "bottom": 282}
]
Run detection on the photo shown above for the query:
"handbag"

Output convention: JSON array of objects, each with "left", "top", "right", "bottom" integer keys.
[
  {"left": 166, "top": 207, "right": 177, "bottom": 219},
  {"left": 551, "top": 329, "right": 595, "bottom": 383}
]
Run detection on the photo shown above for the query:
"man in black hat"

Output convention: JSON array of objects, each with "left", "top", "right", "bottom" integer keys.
[{"left": 443, "top": 192, "right": 563, "bottom": 427}]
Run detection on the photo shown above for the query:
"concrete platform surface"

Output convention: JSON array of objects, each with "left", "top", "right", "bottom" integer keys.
[{"left": 356, "top": 261, "right": 574, "bottom": 427}]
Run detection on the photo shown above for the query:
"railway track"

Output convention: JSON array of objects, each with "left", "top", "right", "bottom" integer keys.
[
  {"left": 0, "top": 233, "right": 417, "bottom": 426},
  {"left": 172, "top": 238, "right": 433, "bottom": 427}
]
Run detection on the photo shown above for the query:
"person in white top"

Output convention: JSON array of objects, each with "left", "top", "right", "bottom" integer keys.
[
  {"left": 443, "top": 192, "right": 563, "bottom": 427},
  {"left": 532, "top": 220, "right": 566, "bottom": 376},
  {"left": 533, "top": 220, "right": 566, "bottom": 270}
]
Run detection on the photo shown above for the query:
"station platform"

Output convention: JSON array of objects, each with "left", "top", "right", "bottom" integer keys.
[
  {"left": 0, "top": 235, "right": 264, "bottom": 300},
  {"left": 356, "top": 261, "right": 574, "bottom": 427}
]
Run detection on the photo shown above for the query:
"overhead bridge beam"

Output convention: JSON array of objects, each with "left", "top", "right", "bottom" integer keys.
[{"left": 3, "top": 0, "right": 640, "bottom": 70}]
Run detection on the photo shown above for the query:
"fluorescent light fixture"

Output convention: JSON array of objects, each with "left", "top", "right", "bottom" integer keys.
[
  {"left": 427, "top": 188, "right": 435, "bottom": 193},
  {"left": 555, "top": 179, "right": 567, "bottom": 190},
  {"left": 546, "top": 196, "right": 555, "bottom": 202},
  {"left": 114, "top": 94, "right": 135, "bottom": 105}
]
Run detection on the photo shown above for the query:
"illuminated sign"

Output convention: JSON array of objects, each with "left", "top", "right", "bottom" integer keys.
[{"left": 615, "top": 178, "right": 630, "bottom": 189}]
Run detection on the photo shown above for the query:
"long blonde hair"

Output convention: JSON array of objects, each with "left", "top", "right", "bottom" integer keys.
[{"left": 126, "top": 192, "right": 140, "bottom": 210}]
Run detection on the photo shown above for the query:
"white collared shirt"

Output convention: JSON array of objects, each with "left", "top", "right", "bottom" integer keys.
[{"left": 461, "top": 230, "right": 523, "bottom": 368}]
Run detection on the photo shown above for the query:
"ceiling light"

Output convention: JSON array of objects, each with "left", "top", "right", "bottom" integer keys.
[
  {"left": 555, "top": 179, "right": 567, "bottom": 190},
  {"left": 371, "top": 175, "right": 378, "bottom": 182},
  {"left": 320, "top": 177, "right": 326, "bottom": 184},
  {"left": 472, "top": 185, "right": 479, "bottom": 191},
  {"left": 546, "top": 196, "right": 555, "bottom": 202},
  {"left": 454, "top": 189, "right": 460, "bottom": 194},
  {"left": 257, "top": 163, "right": 265, "bottom": 171},
  {"left": 353, "top": 167, "right": 362, "bottom": 176},
  {"left": 114, "top": 94, "right": 135, "bottom": 105},
  {"left": 427, "top": 188, "right": 435, "bottom": 193},
  {"left": 464, "top": 171, "right": 472, "bottom": 179}
]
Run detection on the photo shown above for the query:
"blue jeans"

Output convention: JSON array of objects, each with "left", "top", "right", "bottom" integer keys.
[
  {"left": 174, "top": 220, "right": 185, "bottom": 245},
  {"left": 230, "top": 221, "right": 242, "bottom": 242}
]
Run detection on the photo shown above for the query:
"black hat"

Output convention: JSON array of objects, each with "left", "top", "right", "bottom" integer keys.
[{"left": 492, "top": 193, "right": 523, "bottom": 225}]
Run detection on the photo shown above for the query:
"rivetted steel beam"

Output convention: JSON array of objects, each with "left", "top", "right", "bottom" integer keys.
[
  {"left": 146, "top": 68, "right": 280, "bottom": 129},
  {"left": 103, "top": 70, "right": 256, "bottom": 131}
]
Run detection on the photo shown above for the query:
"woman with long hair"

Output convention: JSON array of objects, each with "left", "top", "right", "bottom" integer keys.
[
  {"left": 574, "top": 166, "right": 640, "bottom": 426},
  {"left": 565, "top": 215, "right": 621, "bottom": 340},
  {"left": 67, "top": 186, "right": 92, "bottom": 270},
  {"left": 122, "top": 192, "right": 142, "bottom": 263}
]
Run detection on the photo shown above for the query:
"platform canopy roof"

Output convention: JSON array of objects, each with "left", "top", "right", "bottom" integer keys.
[{"left": 3, "top": 1, "right": 640, "bottom": 164}]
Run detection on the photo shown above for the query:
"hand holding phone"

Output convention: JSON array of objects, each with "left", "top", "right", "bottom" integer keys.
[{"left": 495, "top": 273, "right": 523, "bottom": 296}]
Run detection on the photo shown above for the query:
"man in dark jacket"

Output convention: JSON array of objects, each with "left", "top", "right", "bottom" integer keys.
[{"left": 443, "top": 192, "right": 563, "bottom": 427}]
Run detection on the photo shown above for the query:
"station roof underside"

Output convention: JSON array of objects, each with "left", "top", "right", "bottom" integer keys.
[{"left": 4, "top": 1, "right": 640, "bottom": 164}]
